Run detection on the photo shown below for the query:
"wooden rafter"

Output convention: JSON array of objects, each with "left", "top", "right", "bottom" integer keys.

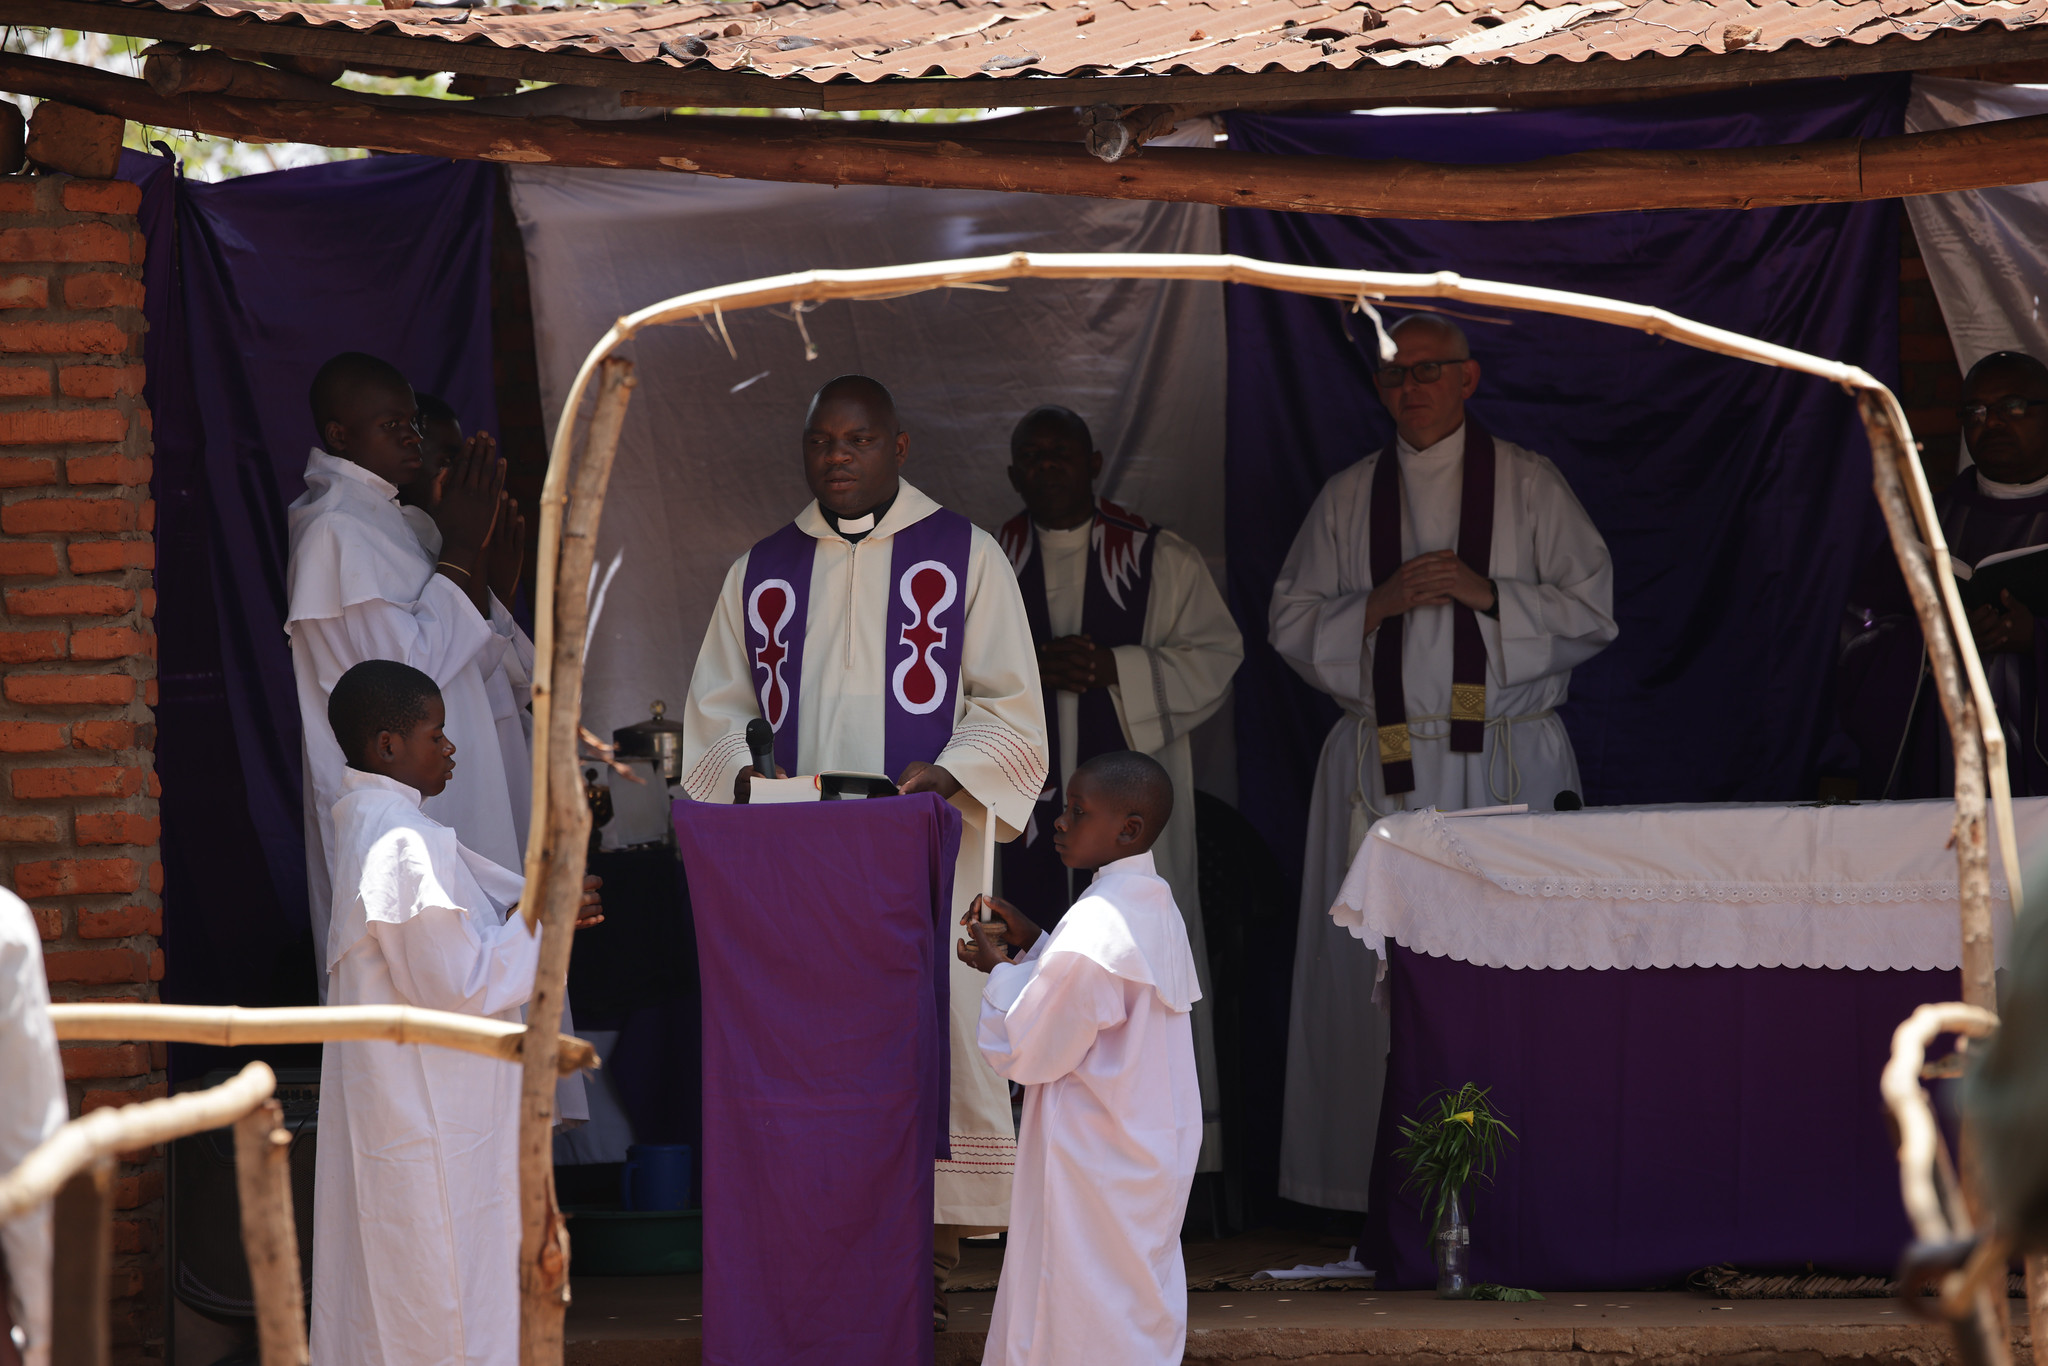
[
  {"left": 4, "top": 0, "right": 2048, "bottom": 111},
  {"left": 11, "top": 51, "right": 2048, "bottom": 220}
]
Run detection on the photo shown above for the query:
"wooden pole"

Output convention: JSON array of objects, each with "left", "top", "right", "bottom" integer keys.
[
  {"left": 516, "top": 357, "right": 636, "bottom": 1366},
  {"left": 18, "top": 52, "right": 2048, "bottom": 221},
  {"left": 48, "top": 1159, "right": 111, "bottom": 1366},
  {"left": 232, "top": 1100, "right": 308, "bottom": 1366},
  {"left": 46, "top": 1003, "right": 596, "bottom": 1075}
]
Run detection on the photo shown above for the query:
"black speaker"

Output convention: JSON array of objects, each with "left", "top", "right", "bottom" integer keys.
[{"left": 168, "top": 1069, "right": 319, "bottom": 1321}]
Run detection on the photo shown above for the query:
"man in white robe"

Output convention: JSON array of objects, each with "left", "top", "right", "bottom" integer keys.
[
  {"left": 1, "top": 889, "right": 67, "bottom": 1366},
  {"left": 310, "top": 661, "right": 600, "bottom": 1366},
  {"left": 286, "top": 354, "right": 526, "bottom": 999},
  {"left": 679, "top": 375, "right": 1048, "bottom": 1320},
  {"left": 995, "top": 404, "right": 1241, "bottom": 1170},
  {"left": 1268, "top": 315, "right": 1617, "bottom": 1213},
  {"left": 963, "top": 752, "right": 1200, "bottom": 1366}
]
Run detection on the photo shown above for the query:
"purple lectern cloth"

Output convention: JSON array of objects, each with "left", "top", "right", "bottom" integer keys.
[
  {"left": 675, "top": 794, "right": 958, "bottom": 1366},
  {"left": 1362, "top": 947, "right": 1954, "bottom": 1289}
]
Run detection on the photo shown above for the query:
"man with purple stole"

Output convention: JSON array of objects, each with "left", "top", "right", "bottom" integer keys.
[
  {"left": 1840, "top": 350, "right": 2048, "bottom": 798},
  {"left": 678, "top": 375, "right": 1049, "bottom": 1326},
  {"left": 1268, "top": 314, "right": 1617, "bottom": 1214},
  {"left": 995, "top": 404, "right": 1242, "bottom": 1172}
]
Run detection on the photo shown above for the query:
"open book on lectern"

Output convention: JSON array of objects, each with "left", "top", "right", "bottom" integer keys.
[
  {"left": 1941, "top": 542, "right": 2048, "bottom": 615},
  {"left": 748, "top": 772, "right": 899, "bottom": 803}
]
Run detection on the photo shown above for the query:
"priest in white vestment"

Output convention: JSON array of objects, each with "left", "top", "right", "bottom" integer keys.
[
  {"left": 310, "top": 661, "right": 601, "bottom": 1366},
  {"left": 285, "top": 355, "right": 527, "bottom": 996},
  {"left": 679, "top": 376, "right": 1048, "bottom": 1320},
  {"left": 994, "top": 404, "right": 1241, "bottom": 1171},
  {"left": 1, "top": 889, "right": 67, "bottom": 1366},
  {"left": 1268, "top": 315, "right": 1617, "bottom": 1212},
  {"left": 962, "top": 752, "right": 1200, "bottom": 1366}
]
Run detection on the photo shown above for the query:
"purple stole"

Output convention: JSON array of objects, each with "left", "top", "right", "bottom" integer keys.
[
  {"left": 740, "top": 505, "right": 974, "bottom": 779},
  {"left": 995, "top": 498, "right": 1158, "bottom": 926},
  {"left": 1369, "top": 421, "right": 1497, "bottom": 795}
]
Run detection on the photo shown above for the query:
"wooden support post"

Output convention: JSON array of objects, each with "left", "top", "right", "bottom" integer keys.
[
  {"left": 232, "top": 1100, "right": 308, "bottom": 1366},
  {"left": 49, "top": 1158, "right": 112, "bottom": 1366},
  {"left": 516, "top": 356, "right": 636, "bottom": 1366}
]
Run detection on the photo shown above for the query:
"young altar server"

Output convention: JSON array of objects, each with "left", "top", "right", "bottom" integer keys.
[
  {"left": 997, "top": 403, "right": 1242, "bottom": 1170},
  {"left": 309, "top": 660, "right": 600, "bottom": 1366},
  {"left": 286, "top": 354, "right": 527, "bottom": 998},
  {"left": 959, "top": 750, "right": 1201, "bottom": 1366},
  {"left": 1, "top": 889, "right": 67, "bottom": 1366},
  {"left": 678, "top": 374, "right": 1049, "bottom": 1325},
  {"left": 1268, "top": 313, "right": 1616, "bottom": 1215}
]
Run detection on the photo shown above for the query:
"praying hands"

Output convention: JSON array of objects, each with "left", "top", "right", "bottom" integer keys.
[
  {"left": 1037, "top": 634, "right": 1119, "bottom": 693},
  {"left": 1972, "top": 589, "right": 2035, "bottom": 655},
  {"left": 1364, "top": 549, "right": 1497, "bottom": 634},
  {"left": 428, "top": 431, "right": 504, "bottom": 612}
]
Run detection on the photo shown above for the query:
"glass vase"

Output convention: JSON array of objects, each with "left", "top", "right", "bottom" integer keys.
[{"left": 1434, "top": 1189, "right": 1472, "bottom": 1299}]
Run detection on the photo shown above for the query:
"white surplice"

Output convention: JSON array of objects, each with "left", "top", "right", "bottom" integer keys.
[
  {"left": 0, "top": 890, "right": 66, "bottom": 1366},
  {"left": 977, "top": 851, "right": 1201, "bottom": 1366},
  {"left": 680, "top": 480, "right": 1049, "bottom": 1226},
  {"left": 1029, "top": 519, "right": 1241, "bottom": 1171},
  {"left": 310, "top": 769, "right": 538, "bottom": 1366},
  {"left": 1267, "top": 423, "right": 1616, "bottom": 1211},
  {"left": 287, "top": 450, "right": 523, "bottom": 998}
]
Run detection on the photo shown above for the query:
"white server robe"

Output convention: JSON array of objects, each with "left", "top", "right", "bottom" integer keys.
[
  {"left": 1030, "top": 520, "right": 1241, "bottom": 1171},
  {"left": 977, "top": 851, "right": 1202, "bottom": 1366},
  {"left": 1267, "top": 424, "right": 1616, "bottom": 1211},
  {"left": 310, "top": 769, "right": 538, "bottom": 1366},
  {"left": 0, "top": 890, "right": 66, "bottom": 1366},
  {"left": 680, "top": 481, "right": 1049, "bottom": 1226}
]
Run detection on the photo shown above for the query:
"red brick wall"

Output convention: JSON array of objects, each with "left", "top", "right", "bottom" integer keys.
[
  {"left": 0, "top": 173, "right": 163, "bottom": 1362},
  {"left": 1900, "top": 208, "right": 1965, "bottom": 490}
]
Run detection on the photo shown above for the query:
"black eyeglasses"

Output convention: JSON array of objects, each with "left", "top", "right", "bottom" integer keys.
[
  {"left": 1959, "top": 397, "right": 2048, "bottom": 424},
  {"left": 1373, "top": 359, "right": 1468, "bottom": 388}
]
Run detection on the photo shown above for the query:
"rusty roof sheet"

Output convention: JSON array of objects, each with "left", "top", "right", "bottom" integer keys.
[{"left": 75, "top": 0, "right": 2048, "bottom": 87}]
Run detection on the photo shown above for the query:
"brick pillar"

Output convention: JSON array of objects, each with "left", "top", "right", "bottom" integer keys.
[{"left": 0, "top": 172, "right": 164, "bottom": 1362}]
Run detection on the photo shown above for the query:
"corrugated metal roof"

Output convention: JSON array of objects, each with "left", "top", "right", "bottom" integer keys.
[{"left": 68, "top": 0, "right": 2048, "bottom": 88}]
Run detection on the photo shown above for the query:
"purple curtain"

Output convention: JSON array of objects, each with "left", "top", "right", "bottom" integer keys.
[
  {"left": 676, "top": 794, "right": 956, "bottom": 1366},
  {"left": 124, "top": 150, "right": 500, "bottom": 1024},
  {"left": 1224, "top": 78, "right": 1908, "bottom": 902},
  {"left": 1366, "top": 947, "right": 1952, "bottom": 1288}
]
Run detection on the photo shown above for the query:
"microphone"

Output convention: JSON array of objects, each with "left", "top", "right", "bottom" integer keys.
[
  {"left": 1554, "top": 790, "right": 1582, "bottom": 812},
  {"left": 745, "top": 718, "right": 777, "bottom": 784}
]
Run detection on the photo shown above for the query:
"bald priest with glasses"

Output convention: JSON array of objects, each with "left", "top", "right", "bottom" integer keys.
[
  {"left": 1265, "top": 313, "right": 1618, "bottom": 1215},
  {"left": 1840, "top": 350, "right": 2048, "bottom": 800}
]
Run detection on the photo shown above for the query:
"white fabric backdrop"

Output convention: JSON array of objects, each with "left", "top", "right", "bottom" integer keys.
[
  {"left": 508, "top": 142, "right": 1227, "bottom": 800},
  {"left": 1906, "top": 79, "right": 2048, "bottom": 380},
  {"left": 1330, "top": 797, "right": 2030, "bottom": 972}
]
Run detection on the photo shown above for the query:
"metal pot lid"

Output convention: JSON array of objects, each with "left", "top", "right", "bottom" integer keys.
[{"left": 613, "top": 700, "right": 687, "bottom": 756}]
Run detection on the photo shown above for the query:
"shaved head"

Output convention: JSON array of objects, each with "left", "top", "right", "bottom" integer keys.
[
  {"left": 1964, "top": 350, "right": 2048, "bottom": 485},
  {"left": 1388, "top": 312, "right": 1471, "bottom": 361},
  {"left": 808, "top": 374, "right": 899, "bottom": 429},
  {"left": 1011, "top": 404, "right": 1093, "bottom": 456},
  {"left": 1968, "top": 351, "right": 2048, "bottom": 397},
  {"left": 803, "top": 374, "right": 908, "bottom": 519},
  {"left": 310, "top": 352, "right": 411, "bottom": 433},
  {"left": 1073, "top": 750, "right": 1173, "bottom": 835}
]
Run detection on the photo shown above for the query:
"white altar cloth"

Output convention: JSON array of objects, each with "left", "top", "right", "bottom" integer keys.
[{"left": 1331, "top": 798, "right": 2036, "bottom": 973}]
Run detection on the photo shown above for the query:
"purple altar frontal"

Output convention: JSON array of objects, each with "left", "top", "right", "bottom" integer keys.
[
  {"left": 1364, "top": 948, "right": 1953, "bottom": 1290},
  {"left": 674, "top": 794, "right": 959, "bottom": 1366}
]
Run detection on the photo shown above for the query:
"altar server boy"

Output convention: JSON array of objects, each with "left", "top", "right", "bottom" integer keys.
[
  {"left": 310, "top": 660, "right": 599, "bottom": 1366},
  {"left": 958, "top": 751, "right": 1202, "bottom": 1366}
]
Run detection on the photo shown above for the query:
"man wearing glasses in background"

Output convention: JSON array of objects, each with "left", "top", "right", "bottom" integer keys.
[
  {"left": 1841, "top": 350, "right": 2048, "bottom": 801},
  {"left": 1265, "top": 312, "right": 1618, "bottom": 1218}
]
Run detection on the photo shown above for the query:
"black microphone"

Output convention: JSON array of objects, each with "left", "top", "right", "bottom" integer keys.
[
  {"left": 1554, "top": 790, "right": 1582, "bottom": 812},
  {"left": 745, "top": 718, "right": 777, "bottom": 784}
]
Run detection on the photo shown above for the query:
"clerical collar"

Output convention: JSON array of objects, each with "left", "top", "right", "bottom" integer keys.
[
  {"left": 1976, "top": 467, "right": 2048, "bottom": 500},
  {"left": 1396, "top": 422, "right": 1465, "bottom": 462},
  {"left": 825, "top": 490, "right": 898, "bottom": 543}
]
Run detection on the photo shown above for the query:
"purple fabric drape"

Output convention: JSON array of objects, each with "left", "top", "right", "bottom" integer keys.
[
  {"left": 1223, "top": 78, "right": 1907, "bottom": 904},
  {"left": 1364, "top": 946, "right": 1952, "bottom": 1288},
  {"left": 676, "top": 794, "right": 957, "bottom": 1366},
  {"left": 123, "top": 151, "right": 500, "bottom": 1024}
]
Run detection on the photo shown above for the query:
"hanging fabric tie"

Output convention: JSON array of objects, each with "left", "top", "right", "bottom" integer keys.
[{"left": 1367, "top": 419, "right": 1498, "bottom": 795}]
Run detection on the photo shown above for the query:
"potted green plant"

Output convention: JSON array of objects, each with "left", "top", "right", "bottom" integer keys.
[{"left": 1392, "top": 1083, "right": 1516, "bottom": 1299}]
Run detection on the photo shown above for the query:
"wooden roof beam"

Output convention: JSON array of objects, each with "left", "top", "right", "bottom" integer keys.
[{"left": 7, "top": 0, "right": 2048, "bottom": 110}]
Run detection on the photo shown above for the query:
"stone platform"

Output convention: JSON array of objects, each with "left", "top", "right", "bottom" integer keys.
[{"left": 565, "top": 1276, "right": 2034, "bottom": 1366}]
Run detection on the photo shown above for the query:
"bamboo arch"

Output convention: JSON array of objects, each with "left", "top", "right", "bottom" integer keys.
[{"left": 514, "top": 251, "right": 2023, "bottom": 1365}]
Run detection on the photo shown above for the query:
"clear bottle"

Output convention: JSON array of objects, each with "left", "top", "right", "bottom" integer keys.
[{"left": 1434, "top": 1189, "right": 1472, "bottom": 1299}]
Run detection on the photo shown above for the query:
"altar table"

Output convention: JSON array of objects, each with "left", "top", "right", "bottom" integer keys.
[{"left": 1341, "top": 798, "right": 2034, "bottom": 1291}]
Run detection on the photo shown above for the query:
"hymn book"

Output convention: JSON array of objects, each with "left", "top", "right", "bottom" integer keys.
[{"left": 1943, "top": 542, "right": 2048, "bottom": 615}]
